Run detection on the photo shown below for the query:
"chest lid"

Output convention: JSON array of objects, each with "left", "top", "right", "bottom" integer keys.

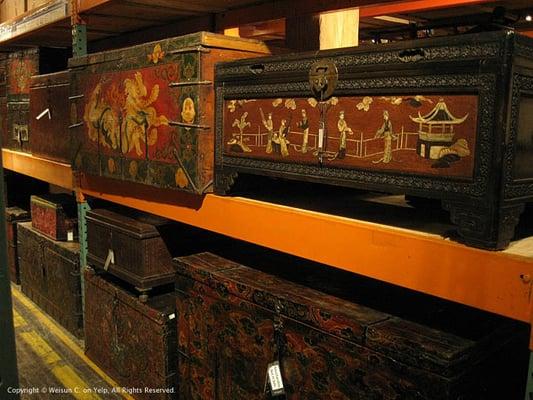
[
  {"left": 85, "top": 268, "right": 175, "bottom": 323},
  {"left": 30, "top": 193, "right": 77, "bottom": 215},
  {"left": 30, "top": 70, "right": 69, "bottom": 89},
  {"left": 5, "top": 206, "right": 30, "bottom": 222},
  {"left": 69, "top": 31, "right": 270, "bottom": 69},
  {"left": 175, "top": 252, "right": 519, "bottom": 377},
  {"left": 86, "top": 208, "right": 172, "bottom": 240}
]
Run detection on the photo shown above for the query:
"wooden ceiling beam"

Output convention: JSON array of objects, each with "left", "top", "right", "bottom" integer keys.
[{"left": 359, "top": 0, "right": 493, "bottom": 18}]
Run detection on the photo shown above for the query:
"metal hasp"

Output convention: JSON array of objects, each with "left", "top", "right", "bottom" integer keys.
[{"left": 0, "top": 152, "right": 20, "bottom": 399}]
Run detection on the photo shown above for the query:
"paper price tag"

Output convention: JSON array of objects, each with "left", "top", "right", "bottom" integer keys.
[
  {"left": 67, "top": 231, "right": 74, "bottom": 242},
  {"left": 168, "top": 313, "right": 176, "bottom": 320},
  {"left": 318, "top": 128, "right": 324, "bottom": 149},
  {"left": 104, "top": 249, "right": 115, "bottom": 271},
  {"left": 267, "top": 361, "right": 285, "bottom": 396}
]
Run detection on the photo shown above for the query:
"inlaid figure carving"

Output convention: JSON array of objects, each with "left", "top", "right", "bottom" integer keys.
[
  {"left": 336, "top": 111, "right": 353, "bottom": 159},
  {"left": 373, "top": 110, "right": 396, "bottom": 164},
  {"left": 297, "top": 109, "right": 310, "bottom": 153},
  {"left": 260, "top": 109, "right": 274, "bottom": 154}
]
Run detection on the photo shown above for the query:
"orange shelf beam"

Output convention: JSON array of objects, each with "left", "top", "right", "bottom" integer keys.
[
  {"left": 80, "top": 174, "right": 533, "bottom": 325},
  {"left": 2, "top": 149, "right": 74, "bottom": 190}
]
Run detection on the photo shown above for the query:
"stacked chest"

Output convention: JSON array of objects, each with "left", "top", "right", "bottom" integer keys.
[
  {"left": 69, "top": 31, "right": 269, "bottom": 193},
  {"left": 84, "top": 269, "right": 177, "bottom": 399},
  {"left": 17, "top": 222, "right": 83, "bottom": 338},
  {"left": 5, "top": 206, "right": 30, "bottom": 284},
  {"left": 215, "top": 31, "right": 533, "bottom": 250},
  {"left": 2, "top": 47, "right": 69, "bottom": 153},
  {"left": 175, "top": 252, "right": 527, "bottom": 400}
]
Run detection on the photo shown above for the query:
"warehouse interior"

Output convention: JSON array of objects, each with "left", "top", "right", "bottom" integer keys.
[{"left": 1, "top": 1, "right": 533, "bottom": 399}]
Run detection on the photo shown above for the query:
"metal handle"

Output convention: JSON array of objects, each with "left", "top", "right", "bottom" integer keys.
[
  {"left": 398, "top": 48, "right": 426, "bottom": 62},
  {"left": 249, "top": 64, "right": 265, "bottom": 75}
]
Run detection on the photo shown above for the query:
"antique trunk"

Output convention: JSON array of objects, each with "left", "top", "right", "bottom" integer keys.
[
  {"left": 215, "top": 31, "right": 533, "bottom": 250},
  {"left": 30, "top": 193, "right": 78, "bottom": 241},
  {"left": 3, "top": 47, "right": 69, "bottom": 152},
  {"left": 86, "top": 208, "right": 176, "bottom": 294},
  {"left": 69, "top": 32, "right": 270, "bottom": 194},
  {"left": 175, "top": 252, "right": 527, "bottom": 400},
  {"left": 84, "top": 268, "right": 177, "bottom": 399},
  {"left": 17, "top": 222, "right": 83, "bottom": 338},
  {"left": 5, "top": 206, "right": 30, "bottom": 284},
  {"left": 29, "top": 71, "right": 70, "bottom": 163}
]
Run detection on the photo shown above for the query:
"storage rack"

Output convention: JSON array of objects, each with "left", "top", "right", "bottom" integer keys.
[{"left": 1, "top": 0, "right": 533, "bottom": 398}]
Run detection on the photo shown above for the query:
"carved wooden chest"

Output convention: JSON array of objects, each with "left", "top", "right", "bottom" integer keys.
[
  {"left": 3, "top": 48, "right": 69, "bottom": 152},
  {"left": 5, "top": 206, "right": 30, "bottom": 284},
  {"left": 175, "top": 252, "right": 527, "bottom": 400},
  {"left": 29, "top": 71, "right": 70, "bottom": 163},
  {"left": 84, "top": 268, "right": 177, "bottom": 399},
  {"left": 215, "top": 31, "right": 533, "bottom": 250},
  {"left": 30, "top": 194, "right": 77, "bottom": 241},
  {"left": 69, "top": 32, "right": 269, "bottom": 194},
  {"left": 17, "top": 222, "right": 83, "bottom": 338},
  {"left": 86, "top": 208, "right": 176, "bottom": 295}
]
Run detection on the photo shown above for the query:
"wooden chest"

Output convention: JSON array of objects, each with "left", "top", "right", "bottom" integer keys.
[
  {"left": 84, "top": 268, "right": 177, "bottom": 399},
  {"left": 215, "top": 31, "right": 533, "bottom": 250},
  {"left": 86, "top": 208, "right": 176, "bottom": 294},
  {"left": 29, "top": 71, "right": 70, "bottom": 163},
  {"left": 3, "top": 47, "right": 69, "bottom": 152},
  {"left": 17, "top": 222, "right": 83, "bottom": 338},
  {"left": 31, "top": 194, "right": 77, "bottom": 241},
  {"left": 69, "top": 32, "right": 269, "bottom": 194},
  {"left": 5, "top": 207, "right": 30, "bottom": 284},
  {"left": 175, "top": 252, "right": 527, "bottom": 400}
]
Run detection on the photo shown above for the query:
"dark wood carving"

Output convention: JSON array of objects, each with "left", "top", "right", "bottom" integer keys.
[
  {"left": 17, "top": 222, "right": 83, "bottom": 338},
  {"left": 29, "top": 71, "right": 71, "bottom": 163},
  {"left": 214, "top": 31, "right": 533, "bottom": 250},
  {"left": 84, "top": 269, "right": 177, "bottom": 399},
  {"left": 175, "top": 252, "right": 528, "bottom": 400},
  {"left": 86, "top": 208, "right": 177, "bottom": 294},
  {"left": 5, "top": 207, "right": 30, "bottom": 284}
]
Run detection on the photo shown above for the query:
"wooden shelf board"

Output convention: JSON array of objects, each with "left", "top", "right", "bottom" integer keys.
[
  {"left": 2, "top": 149, "right": 73, "bottom": 190},
  {"left": 79, "top": 173, "right": 533, "bottom": 325}
]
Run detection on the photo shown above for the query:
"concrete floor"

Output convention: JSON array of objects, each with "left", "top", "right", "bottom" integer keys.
[{"left": 11, "top": 285, "right": 133, "bottom": 400}]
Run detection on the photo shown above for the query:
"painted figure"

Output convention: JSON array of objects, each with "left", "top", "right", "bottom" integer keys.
[
  {"left": 297, "top": 109, "right": 310, "bottom": 153},
  {"left": 272, "top": 119, "right": 290, "bottom": 157},
  {"left": 260, "top": 108, "right": 274, "bottom": 154},
  {"left": 336, "top": 111, "right": 353, "bottom": 159},
  {"left": 373, "top": 110, "right": 396, "bottom": 164}
]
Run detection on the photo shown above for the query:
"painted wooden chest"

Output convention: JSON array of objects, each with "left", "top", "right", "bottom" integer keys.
[
  {"left": 5, "top": 206, "right": 30, "bottom": 284},
  {"left": 3, "top": 48, "right": 69, "bottom": 152},
  {"left": 86, "top": 208, "right": 177, "bottom": 297},
  {"left": 30, "top": 193, "right": 77, "bottom": 241},
  {"left": 17, "top": 222, "right": 83, "bottom": 338},
  {"left": 175, "top": 252, "right": 527, "bottom": 400},
  {"left": 69, "top": 32, "right": 269, "bottom": 194},
  {"left": 29, "top": 70, "right": 70, "bottom": 163},
  {"left": 215, "top": 31, "right": 533, "bottom": 250},
  {"left": 84, "top": 268, "right": 177, "bottom": 399}
]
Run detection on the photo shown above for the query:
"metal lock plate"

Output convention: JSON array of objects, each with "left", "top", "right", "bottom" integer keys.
[{"left": 309, "top": 60, "right": 338, "bottom": 100}]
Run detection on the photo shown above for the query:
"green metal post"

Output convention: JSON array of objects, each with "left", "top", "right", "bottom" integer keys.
[
  {"left": 0, "top": 152, "right": 20, "bottom": 399},
  {"left": 72, "top": 24, "right": 87, "bottom": 57},
  {"left": 77, "top": 201, "right": 90, "bottom": 318}
]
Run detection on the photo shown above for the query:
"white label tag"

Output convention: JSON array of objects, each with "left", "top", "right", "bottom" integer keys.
[
  {"left": 168, "top": 313, "right": 176, "bottom": 320},
  {"left": 36, "top": 108, "right": 51, "bottom": 120},
  {"left": 67, "top": 231, "right": 74, "bottom": 242},
  {"left": 104, "top": 249, "right": 115, "bottom": 271},
  {"left": 267, "top": 361, "right": 284, "bottom": 396},
  {"left": 318, "top": 128, "right": 324, "bottom": 149}
]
